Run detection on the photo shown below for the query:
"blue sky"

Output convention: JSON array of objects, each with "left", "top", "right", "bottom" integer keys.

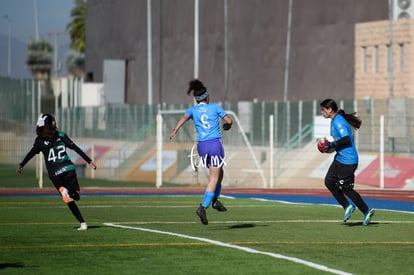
[
  {"left": 1, "top": 0, "right": 74, "bottom": 42},
  {"left": 0, "top": 0, "right": 75, "bottom": 78}
]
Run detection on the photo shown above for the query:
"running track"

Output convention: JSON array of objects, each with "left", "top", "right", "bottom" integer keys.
[{"left": 1, "top": 187, "right": 413, "bottom": 213}]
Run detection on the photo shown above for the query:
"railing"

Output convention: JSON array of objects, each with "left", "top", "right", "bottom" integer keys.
[{"left": 275, "top": 124, "right": 314, "bottom": 176}]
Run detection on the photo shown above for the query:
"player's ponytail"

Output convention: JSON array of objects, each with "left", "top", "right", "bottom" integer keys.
[
  {"left": 187, "top": 79, "right": 209, "bottom": 103},
  {"left": 320, "top": 99, "right": 361, "bottom": 130},
  {"left": 341, "top": 110, "right": 362, "bottom": 130}
]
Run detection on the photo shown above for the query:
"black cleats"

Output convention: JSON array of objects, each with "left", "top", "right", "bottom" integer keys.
[
  {"left": 212, "top": 199, "right": 227, "bottom": 212},
  {"left": 196, "top": 205, "right": 208, "bottom": 225}
]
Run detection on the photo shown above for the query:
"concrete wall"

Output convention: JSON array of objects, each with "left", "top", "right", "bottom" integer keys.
[{"left": 85, "top": 0, "right": 388, "bottom": 105}]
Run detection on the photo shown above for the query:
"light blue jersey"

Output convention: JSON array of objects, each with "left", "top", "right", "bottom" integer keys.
[
  {"left": 331, "top": 114, "right": 358, "bottom": 165},
  {"left": 185, "top": 102, "right": 227, "bottom": 142}
]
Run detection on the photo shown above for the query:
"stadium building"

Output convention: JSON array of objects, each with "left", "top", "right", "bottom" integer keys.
[{"left": 84, "top": 0, "right": 390, "bottom": 105}]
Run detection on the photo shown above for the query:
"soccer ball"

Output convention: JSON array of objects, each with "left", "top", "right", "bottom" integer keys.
[{"left": 317, "top": 136, "right": 335, "bottom": 153}]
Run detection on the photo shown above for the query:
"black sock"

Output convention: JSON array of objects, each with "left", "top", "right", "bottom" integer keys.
[{"left": 67, "top": 201, "right": 85, "bottom": 223}]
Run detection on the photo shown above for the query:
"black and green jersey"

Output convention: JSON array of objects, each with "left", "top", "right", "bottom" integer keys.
[{"left": 19, "top": 131, "right": 92, "bottom": 178}]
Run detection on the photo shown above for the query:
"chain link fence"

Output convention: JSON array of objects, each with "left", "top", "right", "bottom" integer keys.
[{"left": 1, "top": 76, "right": 414, "bottom": 188}]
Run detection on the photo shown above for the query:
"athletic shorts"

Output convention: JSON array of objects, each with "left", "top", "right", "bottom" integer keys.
[
  {"left": 197, "top": 138, "right": 225, "bottom": 168},
  {"left": 325, "top": 159, "right": 357, "bottom": 188},
  {"left": 50, "top": 170, "right": 80, "bottom": 200}
]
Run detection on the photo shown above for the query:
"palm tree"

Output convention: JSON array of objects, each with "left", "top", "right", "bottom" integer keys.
[
  {"left": 66, "top": 50, "right": 85, "bottom": 78},
  {"left": 66, "top": 0, "right": 87, "bottom": 53},
  {"left": 66, "top": 0, "right": 86, "bottom": 78},
  {"left": 26, "top": 36, "right": 53, "bottom": 80},
  {"left": 26, "top": 36, "right": 54, "bottom": 101}
]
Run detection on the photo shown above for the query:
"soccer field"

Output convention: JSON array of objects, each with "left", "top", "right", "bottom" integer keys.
[{"left": 0, "top": 195, "right": 413, "bottom": 275}]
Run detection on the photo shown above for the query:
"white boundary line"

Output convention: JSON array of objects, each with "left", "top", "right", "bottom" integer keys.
[
  {"left": 104, "top": 222, "right": 354, "bottom": 275},
  {"left": 251, "top": 198, "right": 414, "bottom": 215},
  {"left": 112, "top": 220, "right": 342, "bottom": 225}
]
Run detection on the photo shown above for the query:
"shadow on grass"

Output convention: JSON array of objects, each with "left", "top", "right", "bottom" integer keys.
[
  {"left": 72, "top": 225, "right": 102, "bottom": 230},
  {"left": 211, "top": 223, "right": 269, "bottom": 230},
  {"left": 343, "top": 222, "right": 380, "bottom": 227},
  {"left": 228, "top": 223, "right": 256, "bottom": 229},
  {"left": 0, "top": 262, "right": 25, "bottom": 269}
]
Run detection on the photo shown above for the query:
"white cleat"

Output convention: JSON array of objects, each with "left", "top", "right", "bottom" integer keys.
[{"left": 78, "top": 222, "right": 88, "bottom": 231}]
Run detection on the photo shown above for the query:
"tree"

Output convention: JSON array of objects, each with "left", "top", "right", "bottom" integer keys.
[
  {"left": 66, "top": 50, "right": 85, "bottom": 78},
  {"left": 26, "top": 36, "right": 53, "bottom": 80},
  {"left": 66, "top": 0, "right": 86, "bottom": 78},
  {"left": 66, "top": 0, "right": 87, "bottom": 53}
]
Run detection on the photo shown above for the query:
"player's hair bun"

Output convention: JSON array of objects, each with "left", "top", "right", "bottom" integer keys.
[{"left": 187, "top": 79, "right": 206, "bottom": 95}]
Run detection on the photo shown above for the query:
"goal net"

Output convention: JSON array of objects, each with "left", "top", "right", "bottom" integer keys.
[{"left": 156, "top": 109, "right": 267, "bottom": 188}]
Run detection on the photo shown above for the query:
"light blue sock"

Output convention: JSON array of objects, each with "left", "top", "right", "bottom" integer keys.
[
  {"left": 201, "top": 191, "right": 214, "bottom": 208},
  {"left": 214, "top": 182, "right": 222, "bottom": 199}
]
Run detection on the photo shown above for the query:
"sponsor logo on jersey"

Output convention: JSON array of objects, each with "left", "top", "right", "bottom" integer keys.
[{"left": 54, "top": 167, "right": 68, "bottom": 176}]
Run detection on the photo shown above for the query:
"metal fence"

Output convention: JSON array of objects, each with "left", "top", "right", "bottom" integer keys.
[{"left": 1, "top": 77, "right": 414, "bottom": 188}]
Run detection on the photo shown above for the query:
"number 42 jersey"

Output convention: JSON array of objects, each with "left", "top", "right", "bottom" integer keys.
[{"left": 19, "top": 131, "right": 92, "bottom": 178}]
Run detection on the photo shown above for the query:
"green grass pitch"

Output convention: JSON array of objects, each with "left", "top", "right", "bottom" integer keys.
[{"left": 0, "top": 195, "right": 413, "bottom": 275}]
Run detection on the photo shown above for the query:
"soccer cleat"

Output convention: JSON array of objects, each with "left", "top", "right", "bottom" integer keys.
[
  {"left": 59, "top": 187, "right": 73, "bottom": 203},
  {"left": 212, "top": 199, "right": 227, "bottom": 212},
  {"left": 78, "top": 222, "right": 88, "bottom": 231},
  {"left": 362, "top": 208, "right": 375, "bottom": 226},
  {"left": 343, "top": 204, "right": 355, "bottom": 222},
  {"left": 196, "top": 205, "right": 208, "bottom": 225}
]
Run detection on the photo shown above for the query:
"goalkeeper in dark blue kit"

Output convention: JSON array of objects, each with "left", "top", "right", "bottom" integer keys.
[
  {"left": 17, "top": 114, "right": 96, "bottom": 231},
  {"left": 319, "top": 99, "right": 375, "bottom": 226}
]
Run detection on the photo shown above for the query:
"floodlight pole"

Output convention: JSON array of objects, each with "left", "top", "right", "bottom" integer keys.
[
  {"left": 224, "top": 0, "right": 229, "bottom": 101},
  {"left": 48, "top": 32, "right": 66, "bottom": 77},
  {"left": 4, "top": 15, "right": 11, "bottom": 76},
  {"left": 282, "top": 0, "right": 293, "bottom": 145},
  {"left": 283, "top": 0, "right": 293, "bottom": 102},
  {"left": 147, "top": 0, "right": 153, "bottom": 105},
  {"left": 33, "top": 0, "right": 39, "bottom": 41},
  {"left": 194, "top": 0, "right": 199, "bottom": 78}
]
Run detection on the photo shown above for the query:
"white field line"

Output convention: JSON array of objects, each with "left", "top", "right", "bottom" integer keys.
[
  {"left": 3, "top": 202, "right": 414, "bottom": 215},
  {"left": 2, "top": 219, "right": 414, "bottom": 226},
  {"left": 108, "top": 219, "right": 414, "bottom": 224},
  {"left": 104, "top": 222, "right": 354, "bottom": 275},
  {"left": 251, "top": 198, "right": 414, "bottom": 215}
]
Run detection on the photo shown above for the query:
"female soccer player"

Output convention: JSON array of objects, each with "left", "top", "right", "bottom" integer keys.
[
  {"left": 17, "top": 114, "right": 96, "bottom": 230},
  {"left": 169, "top": 79, "right": 233, "bottom": 225},
  {"left": 319, "top": 99, "right": 375, "bottom": 226}
]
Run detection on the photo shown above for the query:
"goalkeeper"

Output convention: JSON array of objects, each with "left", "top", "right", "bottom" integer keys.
[
  {"left": 320, "top": 99, "right": 374, "bottom": 226},
  {"left": 169, "top": 79, "right": 233, "bottom": 225}
]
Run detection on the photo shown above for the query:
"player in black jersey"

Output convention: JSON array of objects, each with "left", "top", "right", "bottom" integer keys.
[{"left": 17, "top": 114, "right": 96, "bottom": 231}]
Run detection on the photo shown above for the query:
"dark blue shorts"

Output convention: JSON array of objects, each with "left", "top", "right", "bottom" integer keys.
[
  {"left": 325, "top": 159, "right": 357, "bottom": 188},
  {"left": 197, "top": 138, "right": 225, "bottom": 168}
]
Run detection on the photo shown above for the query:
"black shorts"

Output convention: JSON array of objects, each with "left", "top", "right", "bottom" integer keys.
[
  {"left": 325, "top": 159, "right": 357, "bottom": 187},
  {"left": 50, "top": 170, "right": 80, "bottom": 199}
]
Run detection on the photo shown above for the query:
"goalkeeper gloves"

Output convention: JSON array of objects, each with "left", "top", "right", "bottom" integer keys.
[
  {"left": 317, "top": 137, "right": 336, "bottom": 153},
  {"left": 325, "top": 139, "right": 336, "bottom": 150},
  {"left": 222, "top": 123, "right": 231, "bottom": 131}
]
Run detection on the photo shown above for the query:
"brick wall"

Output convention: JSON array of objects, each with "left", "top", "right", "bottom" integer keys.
[{"left": 355, "top": 19, "right": 414, "bottom": 99}]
